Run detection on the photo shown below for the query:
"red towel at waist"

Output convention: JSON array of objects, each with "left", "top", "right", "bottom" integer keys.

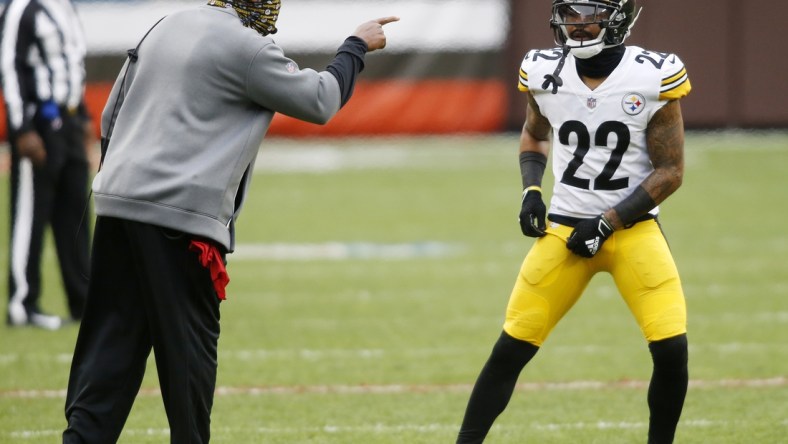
[{"left": 189, "top": 240, "right": 230, "bottom": 301}]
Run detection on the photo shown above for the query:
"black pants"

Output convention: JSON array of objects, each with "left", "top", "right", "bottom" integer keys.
[
  {"left": 63, "top": 216, "right": 221, "bottom": 444},
  {"left": 7, "top": 111, "right": 90, "bottom": 320}
]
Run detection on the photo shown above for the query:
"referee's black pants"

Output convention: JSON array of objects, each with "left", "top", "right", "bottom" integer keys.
[
  {"left": 64, "top": 216, "right": 221, "bottom": 444},
  {"left": 7, "top": 111, "right": 90, "bottom": 321}
]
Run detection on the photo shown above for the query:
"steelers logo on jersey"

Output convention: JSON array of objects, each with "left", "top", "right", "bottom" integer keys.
[{"left": 622, "top": 93, "right": 646, "bottom": 116}]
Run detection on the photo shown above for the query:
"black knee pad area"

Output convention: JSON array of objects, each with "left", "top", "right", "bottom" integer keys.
[
  {"left": 489, "top": 331, "right": 539, "bottom": 369},
  {"left": 649, "top": 334, "right": 688, "bottom": 370}
]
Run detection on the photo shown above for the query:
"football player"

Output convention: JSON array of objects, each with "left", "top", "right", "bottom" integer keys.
[{"left": 456, "top": 1, "right": 691, "bottom": 443}]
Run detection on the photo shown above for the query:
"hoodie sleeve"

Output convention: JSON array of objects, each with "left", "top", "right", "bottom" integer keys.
[{"left": 245, "top": 41, "right": 342, "bottom": 125}]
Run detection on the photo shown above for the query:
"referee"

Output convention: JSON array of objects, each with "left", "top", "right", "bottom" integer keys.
[{"left": 1, "top": 0, "right": 92, "bottom": 329}]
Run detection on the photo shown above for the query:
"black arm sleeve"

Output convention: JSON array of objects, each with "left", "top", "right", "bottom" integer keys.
[
  {"left": 519, "top": 151, "right": 547, "bottom": 189},
  {"left": 326, "top": 36, "right": 367, "bottom": 107},
  {"left": 613, "top": 185, "right": 657, "bottom": 226}
]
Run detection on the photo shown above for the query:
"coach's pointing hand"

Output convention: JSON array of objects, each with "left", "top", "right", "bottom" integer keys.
[{"left": 353, "top": 16, "right": 399, "bottom": 52}]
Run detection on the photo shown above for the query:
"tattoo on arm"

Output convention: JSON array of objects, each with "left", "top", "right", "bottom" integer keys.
[
  {"left": 524, "top": 93, "right": 551, "bottom": 141},
  {"left": 519, "top": 92, "right": 552, "bottom": 189},
  {"left": 607, "top": 100, "right": 685, "bottom": 228}
]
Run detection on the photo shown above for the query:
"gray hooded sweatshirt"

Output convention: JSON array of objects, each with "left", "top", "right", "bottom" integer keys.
[{"left": 94, "top": 5, "right": 364, "bottom": 251}]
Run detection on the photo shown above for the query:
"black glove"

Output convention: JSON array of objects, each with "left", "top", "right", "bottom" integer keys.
[
  {"left": 566, "top": 214, "right": 614, "bottom": 258},
  {"left": 519, "top": 187, "right": 546, "bottom": 237}
]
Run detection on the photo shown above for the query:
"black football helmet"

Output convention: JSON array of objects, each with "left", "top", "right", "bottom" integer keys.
[{"left": 550, "top": 0, "right": 641, "bottom": 58}]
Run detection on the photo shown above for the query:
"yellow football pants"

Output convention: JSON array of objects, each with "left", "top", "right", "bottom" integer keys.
[{"left": 503, "top": 219, "right": 687, "bottom": 346}]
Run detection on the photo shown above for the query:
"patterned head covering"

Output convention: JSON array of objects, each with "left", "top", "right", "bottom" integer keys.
[{"left": 208, "top": 0, "right": 282, "bottom": 36}]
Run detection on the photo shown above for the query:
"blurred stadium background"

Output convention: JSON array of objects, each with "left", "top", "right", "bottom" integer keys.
[
  {"left": 2, "top": 0, "right": 788, "bottom": 139},
  {"left": 1, "top": 1, "right": 787, "bottom": 443}
]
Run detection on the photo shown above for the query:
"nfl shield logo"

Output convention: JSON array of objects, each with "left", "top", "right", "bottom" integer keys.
[{"left": 587, "top": 97, "right": 597, "bottom": 109}]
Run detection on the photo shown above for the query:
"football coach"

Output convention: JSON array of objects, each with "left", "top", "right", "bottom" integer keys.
[{"left": 62, "top": 1, "right": 398, "bottom": 442}]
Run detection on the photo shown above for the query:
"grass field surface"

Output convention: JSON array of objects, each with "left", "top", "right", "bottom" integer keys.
[{"left": 0, "top": 131, "right": 786, "bottom": 443}]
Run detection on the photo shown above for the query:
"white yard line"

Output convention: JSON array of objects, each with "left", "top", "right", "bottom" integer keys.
[
  {"left": 231, "top": 241, "right": 464, "bottom": 261},
  {"left": 3, "top": 377, "right": 785, "bottom": 400},
  {"left": 3, "top": 340, "right": 788, "bottom": 368},
  {"left": 3, "top": 341, "right": 788, "bottom": 367},
  {"left": 4, "top": 417, "right": 747, "bottom": 440}
]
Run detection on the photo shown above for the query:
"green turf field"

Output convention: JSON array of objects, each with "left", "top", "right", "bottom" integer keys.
[{"left": 1, "top": 131, "right": 786, "bottom": 443}]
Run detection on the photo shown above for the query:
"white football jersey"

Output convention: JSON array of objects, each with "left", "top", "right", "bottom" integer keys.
[{"left": 518, "top": 46, "right": 691, "bottom": 220}]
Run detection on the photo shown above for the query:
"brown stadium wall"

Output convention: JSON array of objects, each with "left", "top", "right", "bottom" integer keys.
[
  {"left": 0, "top": 0, "right": 511, "bottom": 139},
  {"left": 0, "top": 68, "right": 508, "bottom": 139},
  {"left": 2, "top": 0, "right": 787, "bottom": 141}
]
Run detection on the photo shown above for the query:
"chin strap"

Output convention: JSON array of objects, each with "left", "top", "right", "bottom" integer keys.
[{"left": 542, "top": 46, "right": 570, "bottom": 94}]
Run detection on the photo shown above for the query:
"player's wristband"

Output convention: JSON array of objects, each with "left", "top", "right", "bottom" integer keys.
[
  {"left": 522, "top": 185, "right": 542, "bottom": 196},
  {"left": 519, "top": 151, "right": 547, "bottom": 189},
  {"left": 613, "top": 186, "right": 657, "bottom": 226}
]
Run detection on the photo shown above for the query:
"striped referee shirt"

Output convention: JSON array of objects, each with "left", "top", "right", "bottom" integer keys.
[{"left": 0, "top": 0, "right": 87, "bottom": 134}]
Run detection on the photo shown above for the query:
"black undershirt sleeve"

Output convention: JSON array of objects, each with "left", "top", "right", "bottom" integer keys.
[{"left": 326, "top": 36, "right": 367, "bottom": 107}]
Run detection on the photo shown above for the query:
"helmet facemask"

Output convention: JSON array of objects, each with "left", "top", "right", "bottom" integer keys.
[
  {"left": 550, "top": 0, "right": 640, "bottom": 59},
  {"left": 541, "top": 0, "right": 640, "bottom": 94}
]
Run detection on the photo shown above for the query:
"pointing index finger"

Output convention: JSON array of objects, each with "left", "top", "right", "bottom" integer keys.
[{"left": 376, "top": 16, "right": 400, "bottom": 26}]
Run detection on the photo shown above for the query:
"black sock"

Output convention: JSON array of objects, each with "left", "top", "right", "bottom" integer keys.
[
  {"left": 457, "top": 331, "right": 539, "bottom": 444},
  {"left": 647, "top": 334, "right": 689, "bottom": 444}
]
